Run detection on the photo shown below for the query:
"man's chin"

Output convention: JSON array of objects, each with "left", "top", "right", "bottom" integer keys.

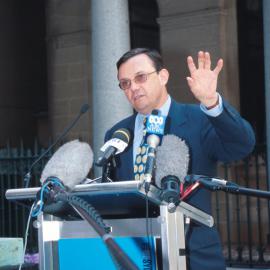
[{"left": 135, "top": 105, "right": 152, "bottom": 115}]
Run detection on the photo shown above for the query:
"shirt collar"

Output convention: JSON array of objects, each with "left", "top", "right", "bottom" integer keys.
[{"left": 137, "top": 95, "right": 171, "bottom": 122}]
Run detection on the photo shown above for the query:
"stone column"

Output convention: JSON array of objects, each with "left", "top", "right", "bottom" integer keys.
[
  {"left": 263, "top": 0, "right": 270, "bottom": 189},
  {"left": 157, "top": 0, "right": 240, "bottom": 109},
  {"left": 91, "top": 0, "right": 132, "bottom": 176}
]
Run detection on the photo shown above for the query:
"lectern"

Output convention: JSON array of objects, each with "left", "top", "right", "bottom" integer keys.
[{"left": 6, "top": 181, "right": 212, "bottom": 270}]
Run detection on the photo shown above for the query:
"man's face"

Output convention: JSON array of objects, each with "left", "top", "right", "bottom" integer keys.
[{"left": 117, "top": 54, "right": 169, "bottom": 115}]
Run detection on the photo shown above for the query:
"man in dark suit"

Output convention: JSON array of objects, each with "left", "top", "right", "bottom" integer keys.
[{"left": 105, "top": 48, "right": 255, "bottom": 270}]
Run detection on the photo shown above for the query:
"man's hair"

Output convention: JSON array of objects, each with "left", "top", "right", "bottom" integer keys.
[{"left": 116, "top": 48, "right": 164, "bottom": 71}]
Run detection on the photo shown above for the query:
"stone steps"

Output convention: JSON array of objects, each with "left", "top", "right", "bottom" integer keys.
[{"left": 0, "top": 238, "right": 23, "bottom": 268}]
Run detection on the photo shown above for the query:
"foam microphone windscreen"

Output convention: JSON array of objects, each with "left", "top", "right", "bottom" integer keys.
[
  {"left": 40, "top": 139, "right": 93, "bottom": 190},
  {"left": 155, "top": 134, "right": 189, "bottom": 188}
]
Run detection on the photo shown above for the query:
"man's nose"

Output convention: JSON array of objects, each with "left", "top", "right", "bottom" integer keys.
[{"left": 129, "top": 79, "right": 140, "bottom": 91}]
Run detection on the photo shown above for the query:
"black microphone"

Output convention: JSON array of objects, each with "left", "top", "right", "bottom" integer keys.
[
  {"left": 184, "top": 175, "right": 230, "bottom": 188},
  {"left": 184, "top": 174, "right": 270, "bottom": 199},
  {"left": 156, "top": 134, "right": 189, "bottom": 209},
  {"left": 96, "top": 128, "right": 131, "bottom": 167},
  {"left": 24, "top": 103, "right": 90, "bottom": 188},
  {"left": 184, "top": 175, "right": 242, "bottom": 192}
]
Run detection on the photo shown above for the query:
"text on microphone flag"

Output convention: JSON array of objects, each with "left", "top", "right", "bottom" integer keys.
[
  {"left": 100, "top": 138, "right": 128, "bottom": 154},
  {"left": 146, "top": 114, "right": 166, "bottom": 136}
]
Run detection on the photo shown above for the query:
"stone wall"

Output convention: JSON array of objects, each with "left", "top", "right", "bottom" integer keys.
[
  {"left": 157, "top": 0, "right": 240, "bottom": 109},
  {"left": 46, "top": 0, "right": 92, "bottom": 143}
]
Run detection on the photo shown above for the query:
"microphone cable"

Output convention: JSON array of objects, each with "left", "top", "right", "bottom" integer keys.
[
  {"left": 35, "top": 179, "right": 139, "bottom": 270},
  {"left": 18, "top": 203, "right": 35, "bottom": 270}
]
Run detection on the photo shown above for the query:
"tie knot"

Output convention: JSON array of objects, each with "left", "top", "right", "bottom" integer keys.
[{"left": 152, "top": 109, "right": 161, "bottom": 116}]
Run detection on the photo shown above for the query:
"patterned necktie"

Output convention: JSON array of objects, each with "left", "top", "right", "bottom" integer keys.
[{"left": 134, "top": 117, "right": 148, "bottom": 181}]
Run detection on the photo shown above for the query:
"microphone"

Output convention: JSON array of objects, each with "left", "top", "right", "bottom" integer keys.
[
  {"left": 143, "top": 110, "right": 166, "bottom": 192},
  {"left": 33, "top": 140, "right": 139, "bottom": 270},
  {"left": 96, "top": 128, "right": 131, "bottom": 167},
  {"left": 184, "top": 175, "right": 270, "bottom": 200},
  {"left": 145, "top": 109, "right": 166, "bottom": 142},
  {"left": 40, "top": 139, "right": 93, "bottom": 190},
  {"left": 31, "top": 139, "right": 93, "bottom": 217},
  {"left": 24, "top": 103, "right": 90, "bottom": 188},
  {"left": 143, "top": 134, "right": 160, "bottom": 192},
  {"left": 155, "top": 134, "right": 189, "bottom": 207},
  {"left": 184, "top": 175, "right": 229, "bottom": 188}
]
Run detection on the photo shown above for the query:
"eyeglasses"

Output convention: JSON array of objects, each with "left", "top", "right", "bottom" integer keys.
[{"left": 118, "top": 70, "right": 159, "bottom": 90}]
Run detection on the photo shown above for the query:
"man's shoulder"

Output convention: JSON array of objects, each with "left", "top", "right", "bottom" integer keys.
[
  {"left": 105, "top": 113, "right": 136, "bottom": 140},
  {"left": 171, "top": 99, "right": 203, "bottom": 117}
]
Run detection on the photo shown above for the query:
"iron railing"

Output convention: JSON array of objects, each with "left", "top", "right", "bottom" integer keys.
[
  {"left": 0, "top": 142, "right": 269, "bottom": 268},
  {"left": 0, "top": 141, "right": 52, "bottom": 259},
  {"left": 214, "top": 144, "right": 270, "bottom": 267}
]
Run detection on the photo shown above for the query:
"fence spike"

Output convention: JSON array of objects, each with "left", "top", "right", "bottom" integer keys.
[
  {"left": 19, "top": 138, "right": 24, "bottom": 157},
  {"left": 34, "top": 138, "right": 38, "bottom": 156}
]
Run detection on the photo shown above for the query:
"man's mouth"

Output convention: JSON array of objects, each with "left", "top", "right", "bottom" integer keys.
[{"left": 134, "top": 94, "right": 144, "bottom": 101}]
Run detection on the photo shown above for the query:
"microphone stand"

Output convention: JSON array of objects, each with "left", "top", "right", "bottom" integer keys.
[
  {"left": 23, "top": 104, "right": 89, "bottom": 188},
  {"left": 101, "top": 158, "right": 116, "bottom": 183},
  {"left": 187, "top": 175, "right": 270, "bottom": 199},
  {"left": 154, "top": 183, "right": 214, "bottom": 227}
]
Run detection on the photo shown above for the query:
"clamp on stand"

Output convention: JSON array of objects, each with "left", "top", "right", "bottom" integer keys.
[{"left": 140, "top": 182, "right": 214, "bottom": 270}]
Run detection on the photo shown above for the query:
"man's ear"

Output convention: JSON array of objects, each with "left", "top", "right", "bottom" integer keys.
[{"left": 158, "top": 68, "right": 169, "bottom": 86}]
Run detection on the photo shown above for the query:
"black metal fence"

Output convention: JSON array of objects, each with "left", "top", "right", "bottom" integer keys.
[
  {"left": 0, "top": 141, "right": 52, "bottom": 256},
  {"left": 214, "top": 144, "right": 270, "bottom": 268},
  {"left": 0, "top": 142, "right": 269, "bottom": 268}
]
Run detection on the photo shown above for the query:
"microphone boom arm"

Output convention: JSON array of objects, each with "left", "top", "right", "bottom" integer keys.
[{"left": 186, "top": 175, "right": 270, "bottom": 199}]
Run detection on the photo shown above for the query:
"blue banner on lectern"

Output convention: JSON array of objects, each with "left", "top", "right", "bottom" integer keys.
[{"left": 58, "top": 236, "right": 156, "bottom": 270}]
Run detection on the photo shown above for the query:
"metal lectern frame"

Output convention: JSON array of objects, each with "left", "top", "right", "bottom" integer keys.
[{"left": 6, "top": 180, "right": 212, "bottom": 270}]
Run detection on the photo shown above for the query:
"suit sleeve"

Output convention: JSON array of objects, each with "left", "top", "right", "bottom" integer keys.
[{"left": 201, "top": 100, "right": 256, "bottom": 162}]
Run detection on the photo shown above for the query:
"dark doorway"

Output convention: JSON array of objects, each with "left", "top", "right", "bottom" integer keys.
[
  {"left": 237, "top": 0, "right": 265, "bottom": 143},
  {"left": 129, "top": 0, "right": 160, "bottom": 51},
  {"left": 0, "top": 1, "right": 47, "bottom": 147}
]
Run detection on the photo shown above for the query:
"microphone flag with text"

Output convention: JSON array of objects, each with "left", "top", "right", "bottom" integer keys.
[
  {"left": 155, "top": 134, "right": 189, "bottom": 205},
  {"left": 143, "top": 110, "right": 166, "bottom": 192},
  {"left": 96, "top": 128, "right": 131, "bottom": 167}
]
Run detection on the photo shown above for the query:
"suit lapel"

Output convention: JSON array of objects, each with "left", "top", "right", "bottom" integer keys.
[
  {"left": 165, "top": 99, "right": 188, "bottom": 137},
  {"left": 119, "top": 114, "right": 136, "bottom": 180}
]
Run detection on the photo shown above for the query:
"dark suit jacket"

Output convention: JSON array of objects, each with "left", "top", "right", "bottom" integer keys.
[{"left": 105, "top": 98, "right": 255, "bottom": 270}]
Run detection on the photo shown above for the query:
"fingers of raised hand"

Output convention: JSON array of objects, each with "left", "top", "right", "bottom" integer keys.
[
  {"left": 186, "top": 76, "right": 194, "bottom": 89},
  {"left": 187, "top": 56, "right": 196, "bottom": 74},
  {"left": 198, "top": 51, "right": 211, "bottom": 69},
  {"left": 198, "top": 51, "right": 205, "bottom": 69},
  {"left": 187, "top": 51, "right": 223, "bottom": 76},
  {"left": 213, "top": 58, "right": 224, "bottom": 75},
  {"left": 204, "top": 52, "right": 211, "bottom": 69}
]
